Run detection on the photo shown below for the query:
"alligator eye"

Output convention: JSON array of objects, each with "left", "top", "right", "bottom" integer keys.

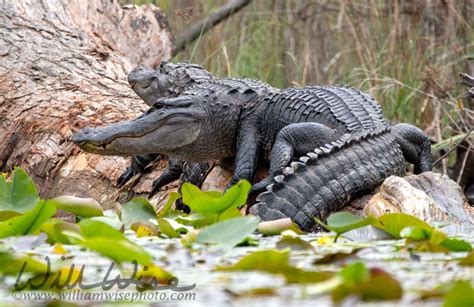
[{"left": 136, "top": 77, "right": 155, "bottom": 88}]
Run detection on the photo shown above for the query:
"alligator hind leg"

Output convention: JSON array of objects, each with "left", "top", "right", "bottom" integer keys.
[
  {"left": 252, "top": 122, "right": 339, "bottom": 193},
  {"left": 391, "top": 123, "right": 432, "bottom": 173}
]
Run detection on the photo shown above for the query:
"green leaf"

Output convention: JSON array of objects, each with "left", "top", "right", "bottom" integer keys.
[
  {"left": 443, "top": 280, "right": 474, "bottom": 307},
  {"left": 0, "top": 167, "right": 40, "bottom": 213},
  {"left": 157, "top": 192, "right": 181, "bottom": 218},
  {"left": 183, "top": 180, "right": 251, "bottom": 215},
  {"left": 440, "top": 238, "right": 472, "bottom": 252},
  {"left": 78, "top": 219, "right": 124, "bottom": 239},
  {"left": 82, "top": 238, "right": 153, "bottom": 265},
  {"left": 196, "top": 216, "right": 259, "bottom": 249},
  {"left": 315, "top": 212, "right": 376, "bottom": 240},
  {"left": 332, "top": 263, "right": 402, "bottom": 302},
  {"left": 216, "top": 249, "right": 290, "bottom": 271},
  {"left": 39, "top": 219, "right": 81, "bottom": 244},
  {"left": 459, "top": 251, "right": 474, "bottom": 266},
  {"left": 338, "top": 261, "right": 369, "bottom": 285},
  {"left": 0, "top": 200, "right": 56, "bottom": 238},
  {"left": 71, "top": 219, "right": 153, "bottom": 265},
  {"left": 358, "top": 268, "right": 403, "bottom": 301},
  {"left": 0, "top": 251, "right": 49, "bottom": 276},
  {"left": 314, "top": 249, "right": 362, "bottom": 265},
  {"left": 176, "top": 213, "right": 216, "bottom": 228},
  {"left": 157, "top": 218, "right": 182, "bottom": 238},
  {"left": 400, "top": 226, "right": 431, "bottom": 241},
  {"left": 257, "top": 218, "right": 304, "bottom": 236},
  {"left": 373, "top": 213, "right": 433, "bottom": 239},
  {"left": 121, "top": 198, "right": 156, "bottom": 228},
  {"left": 218, "top": 207, "right": 242, "bottom": 221},
  {"left": 275, "top": 237, "right": 314, "bottom": 251},
  {"left": 52, "top": 195, "right": 103, "bottom": 217},
  {"left": 215, "top": 249, "right": 333, "bottom": 284}
]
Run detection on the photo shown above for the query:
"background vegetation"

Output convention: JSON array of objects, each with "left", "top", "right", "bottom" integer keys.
[{"left": 132, "top": 0, "right": 472, "bottom": 174}]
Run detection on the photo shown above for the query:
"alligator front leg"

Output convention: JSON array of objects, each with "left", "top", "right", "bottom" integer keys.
[
  {"left": 149, "top": 158, "right": 184, "bottom": 198},
  {"left": 391, "top": 123, "right": 432, "bottom": 173},
  {"left": 117, "top": 154, "right": 160, "bottom": 187},
  {"left": 229, "top": 125, "right": 261, "bottom": 187},
  {"left": 175, "top": 162, "right": 215, "bottom": 213},
  {"left": 252, "top": 122, "right": 339, "bottom": 193}
]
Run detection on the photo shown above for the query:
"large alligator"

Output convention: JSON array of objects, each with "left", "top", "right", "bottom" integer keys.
[
  {"left": 72, "top": 69, "right": 432, "bottom": 231},
  {"left": 116, "top": 61, "right": 213, "bottom": 191}
]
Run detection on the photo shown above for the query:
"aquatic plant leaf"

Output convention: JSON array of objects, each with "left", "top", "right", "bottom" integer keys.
[
  {"left": 0, "top": 200, "right": 56, "bottom": 238},
  {"left": 121, "top": 198, "right": 156, "bottom": 228},
  {"left": 196, "top": 216, "right": 259, "bottom": 249},
  {"left": 52, "top": 195, "right": 103, "bottom": 218},
  {"left": 0, "top": 167, "right": 40, "bottom": 213}
]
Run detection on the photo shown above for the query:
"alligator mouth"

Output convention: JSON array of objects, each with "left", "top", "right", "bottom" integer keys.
[{"left": 72, "top": 102, "right": 203, "bottom": 156}]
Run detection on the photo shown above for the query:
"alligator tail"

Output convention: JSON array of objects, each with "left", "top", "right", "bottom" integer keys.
[{"left": 249, "top": 128, "right": 406, "bottom": 232}]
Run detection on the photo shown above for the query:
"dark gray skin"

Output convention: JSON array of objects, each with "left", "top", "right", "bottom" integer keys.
[
  {"left": 73, "top": 78, "right": 432, "bottom": 230},
  {"left": 116, "top": 61, "right": 213, "bottom": 190},
  {"left": 250, "top": 128, "right": 407, "bottom": 231}
]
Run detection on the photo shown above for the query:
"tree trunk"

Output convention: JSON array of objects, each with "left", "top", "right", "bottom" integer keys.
[{"left": 0, "top": 0, "right": 177, "bottom": 207}]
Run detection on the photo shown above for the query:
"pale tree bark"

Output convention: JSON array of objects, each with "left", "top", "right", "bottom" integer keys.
[{"left": 0, "top": 0, "right": 178, "bottom": 207}]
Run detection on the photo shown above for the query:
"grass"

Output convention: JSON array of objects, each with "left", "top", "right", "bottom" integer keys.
[{"left": 133, "top": 0, "right": 473, "bottom": 172}]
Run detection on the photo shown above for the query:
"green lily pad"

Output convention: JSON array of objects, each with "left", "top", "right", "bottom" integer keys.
[
  {"left": 39, "top": 219, "right": 81, "bottom": 244},
  {"left": 0, "top": 251, "right": 49, "bottom": 276},
  {"left": 196, "top": 216, "right": 259, "bottom": 249},
  {"left": 121, "top": 198, "right": 156, "bottom": 228},
  {"left": 0, "top": 168, "right": 40, "bottom": 213},
  {"left": 443, "top": 280, "right": 474, "bottom": 307},
  {"left": 216, "top": 249, "right": 333, "bottom": 284},
  {"left": 65, "top": 219, "right": 153, "bottom": 265},
  {"left": 157, "top": 192, "right": 181, "bottom": 218},
  {"left": 52, "top": 195, "right": 103, "bottom": 217},
  {"left": 182, "top": 180, "right": 251, "bottom": 216},
  {"left": 157, "top": 218, "right": 182, "bottom": 238},
  {"left": 440, "top": 238, "right": 472, "bottom": 252},
  {"left": 373, "top": 213, "right": 433, "bottom": 239},
  {"left": 257, "top": 218, "right": 304, "bottom": 236},
  {"left": 315, "top": 212, "right": 376, "bottom": 241},
  {"left": 0, "top": 200, "right": 56, "bottom": 238},
  {"left": 459, "top": 251, "right": 474, "bottom": 266},
  {"left": 275, "top": 237, "right": 314, "bottom": 251}
]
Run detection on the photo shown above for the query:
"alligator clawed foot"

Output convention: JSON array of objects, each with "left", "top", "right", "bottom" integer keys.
[{"left": 116, "top": 167, "right": 135, "bottom": 188}]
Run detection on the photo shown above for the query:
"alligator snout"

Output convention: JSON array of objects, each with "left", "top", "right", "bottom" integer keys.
[
  {"left": 72, "top": 127, "right": 101, "bottom": 145},
  {"left": 128, "top": 67, "right": 156, "bottom": 87}
]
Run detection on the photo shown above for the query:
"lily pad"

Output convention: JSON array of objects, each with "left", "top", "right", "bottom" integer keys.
[
  {"left": 315, "top": 212, "right": 376, "bottom": 241},
  {"left": 257, "top": 218, "right": 304, "bottom": 236},
  {"left": 196, "top": 216, "right": 260, "bottom": 249},
  {"left": 275, "top": 237, "right": 314, "bottom": 251},
  {"left": 373, "top": 213, "right": 432, "bottom": 239},
  {"left": 64, "top": 219, "right": 153, "bottom": 265},
  {"left": 216, "top": 249, "right": 333, "bottom": 284},
  {"left": 0, "top": 200, "right": 56, "bottom": 238},
  {"left": 52, "top": 195, "right": 103, "bottom": 217},
  {"left": 157, "top": 192, "right": 181, "bottom": 218},
  {"left": 0, "top": 167, "right": 40, "bottom": 213},
  {"left": 121, "top": 198, "right": 156, "bottom": 228},
  {"left": 459, "top": 251, "right": 474, "bottom": 266},
  {"left": 157, "top": 218, "right": 182, "bottom": 238},
  {"left": 182, "top": 180, "right": 251, "bottom": 216}
]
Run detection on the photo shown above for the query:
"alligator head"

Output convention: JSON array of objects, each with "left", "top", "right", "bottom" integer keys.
[
  {"left": 72, "top": 96, "right": 205, "bottom": 158},
  {"left": 128, "top": 61, "right": 213, "bottom": 105},
  {"left": 72, "top": 94, "right": 237, "bottom": 162}
]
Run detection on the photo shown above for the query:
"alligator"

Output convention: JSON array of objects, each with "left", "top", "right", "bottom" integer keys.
[
  {"left": 116, "top": 61, "right": 213, "bottom": 190},
  {"left": 72, "top": 74, "right": 432, "bottom": 230}
]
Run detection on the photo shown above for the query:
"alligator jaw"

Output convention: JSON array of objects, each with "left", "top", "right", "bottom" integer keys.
[{"left": 72, "top": 106, "right": 203, "bottom": 156}]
